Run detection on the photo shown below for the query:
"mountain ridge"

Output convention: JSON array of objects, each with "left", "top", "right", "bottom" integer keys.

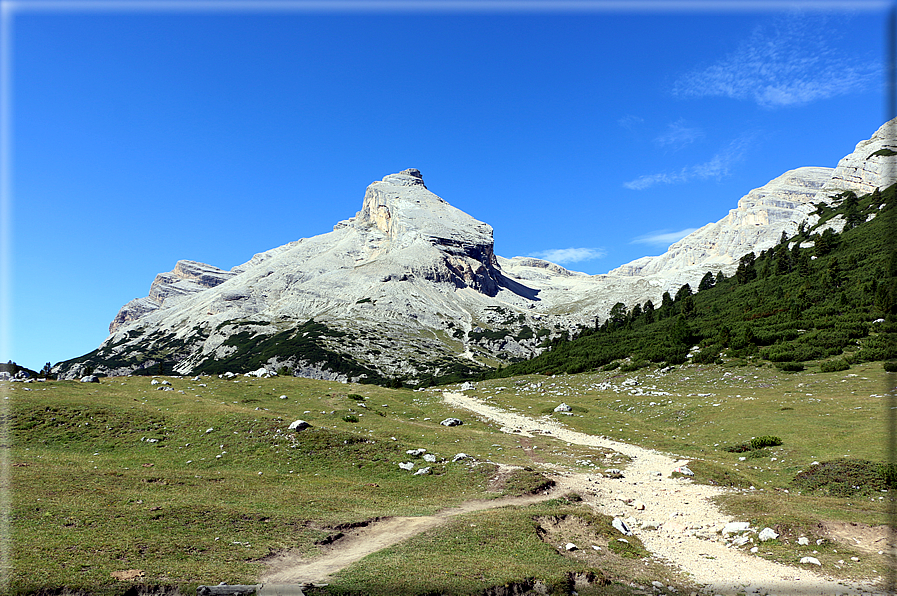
[{"left": 55, "top": 119, "right": 897, "bottom": 383}]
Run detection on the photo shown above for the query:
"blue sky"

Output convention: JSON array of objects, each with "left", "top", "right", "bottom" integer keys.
[{"left": 2, "top": 1, "right": 891, "bottom": 371}]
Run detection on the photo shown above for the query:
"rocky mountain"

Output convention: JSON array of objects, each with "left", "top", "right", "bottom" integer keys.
[
  {"left": 55, "top": 120, "right": 896, "bottom": 383},
  {"left": 610, "top": 118, "right": 896, "bottom": 284}
]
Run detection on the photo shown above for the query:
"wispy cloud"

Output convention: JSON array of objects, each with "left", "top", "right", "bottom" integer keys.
[
  {"left": 672, "top": 13, "right": 878, "bottom": 108},
  {"left": 618, "top": 114, "right": 644, "bottom": 131},
  {"left": 624, "top": 135, "right": 751, "bottom": 190},
  {"left": 654, "top": 119, "right": 703, "bottom": 148},
  {"left": 529, "top": 248, "right": 606, "bottom": 264},
  {"left": 631, "top": 228, "right": 699, "bottom": 247}
]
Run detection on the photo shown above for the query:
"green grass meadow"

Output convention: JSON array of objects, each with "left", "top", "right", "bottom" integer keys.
[{"left": 5, "top": 361, "right": 895, "bottom": 594}]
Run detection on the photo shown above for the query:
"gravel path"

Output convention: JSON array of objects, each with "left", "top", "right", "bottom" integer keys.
[{"left": 443, "top": 391, "right": 887, "bottom": 595}]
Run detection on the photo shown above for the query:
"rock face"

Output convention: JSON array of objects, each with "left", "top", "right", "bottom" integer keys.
[
  {"left": 56, "top": 121, "right": 896, "bottom": 382},
  {"left": 109, "top": 260, "right": 236, "bottom": 333},
  {"left": 608, "top": 167, "right": 833, "bottom": 281},
  {"left": 815, "top": 118, "right": 897, "bottom": 199},
  {"left": 609, "top": 118, "right": 897, "bottom": 284}
]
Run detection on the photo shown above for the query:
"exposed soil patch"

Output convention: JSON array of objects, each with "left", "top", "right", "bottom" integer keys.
[{"left": 822, "top": 521, "right": 893, "bottom": 555}]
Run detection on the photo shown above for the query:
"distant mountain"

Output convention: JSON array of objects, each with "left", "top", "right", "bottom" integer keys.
[
  {"left": 55, "top": 120, "right": 897, "bottom": 384},
  {"left": 609, "top": 118, "right": 897, "bottom": 285}
]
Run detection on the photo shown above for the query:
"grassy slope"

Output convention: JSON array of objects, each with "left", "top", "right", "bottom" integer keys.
[{"left": 9, "top": 357, "right": 895, "bottom": 594}]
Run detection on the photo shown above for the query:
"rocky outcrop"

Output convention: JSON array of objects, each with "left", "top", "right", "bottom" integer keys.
[
  {"left": 609, "top": 117, "right": 897, "bottom": 284},
  {"left": 608, "top": 167, "right": 833, "bottom": 279},
  {"left": 814, "top": 118, "right": 897, "bottom": 200},
  {"left": 109, "top": 260, "right": 236, "bottom": 333}
]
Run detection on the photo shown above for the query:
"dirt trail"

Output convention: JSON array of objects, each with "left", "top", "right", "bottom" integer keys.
[
  {"left": 442, "top": 391, "right": 887, "bottom": 595},
  {"left": 260, "top": 488, "right": 554, "bottom": 585}
]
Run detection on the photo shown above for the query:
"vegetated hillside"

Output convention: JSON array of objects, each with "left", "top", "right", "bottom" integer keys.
[{"left": 491, "top": 184, "right": 897, "bottom": 379}]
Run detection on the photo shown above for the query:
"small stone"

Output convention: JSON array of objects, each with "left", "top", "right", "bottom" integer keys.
[
  {"left": 554, "top": 403, "right": 572, "bottom": 412},
  {"left": 80, "top": 375, "right": 100, "bottom": 383},
  {"left": 398, "top": 462, "right": 414, "bottom": 471},
  {"left": 565, "top": 542, "right": 578, "bottom": 551},
  {"left": 722, "top": 522, "right": 750, "bottom": 535},
  {"left": 612, "top": 517, "right": 632, "bottom": 536},
  {"left": 288, "top": 420, "right": 311, "bottom": 431},
  {"left": 798, "top": 537, "right": 810, "bottom": 546},
  {"left": 440, "top": 418, "right": 463, "bottom": 427},
  {"left": 423, "top": 453, "right": 436, "bottom": 463},
  {"left": 413, "top": 466, "right": 431, "bottom": 476},
  {"left": 758, "top": 527, "right": 779, "bottom": 542},
  {"left": 452, "top": 453, "right": 470, "bottom": 462},
  {"left": 800, "top": 556, "right": 821, "bottom": 566}
]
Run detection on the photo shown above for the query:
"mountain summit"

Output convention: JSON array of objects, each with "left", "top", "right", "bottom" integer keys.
[{"left": 57, "top": 120, "right": 896, "bottom": 383}]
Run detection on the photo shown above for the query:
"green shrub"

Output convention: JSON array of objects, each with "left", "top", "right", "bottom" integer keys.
[
  {"left": 602, "top": 361, "right": 621, "bottom": 371},
  {"left": 347, "top": 393, "right": 365, "bottom": 400},
  {"left": 775, "top": 361, "right": 805, "bottom": 372},
  {"left": 885, "top": 361, "right": 897, "bottom": 372},
  {"left": 819, "top": 359, "right": 850, "bottom": 373},
  {"left": 750, "top": 435, "right": 783, "bottom": 449},
  {"left": 342, "top": 414, "right": 359, "bottom": 423}
]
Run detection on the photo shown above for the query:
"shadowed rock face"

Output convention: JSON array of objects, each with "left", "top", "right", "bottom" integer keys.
[{"left": 355, "top": 168, "right": 503, "bottom": 295}]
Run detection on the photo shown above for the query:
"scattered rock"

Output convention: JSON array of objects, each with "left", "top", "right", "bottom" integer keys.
[
  {"left": 398, "top": 462, "right": 415, "bottom": 471},
  {"left": 800, "top": 556, "right": 821, "bottom": 566},
  {"left": 612, "top": 517, "right": 632, "bottom": 536},
  {"left": 288, "top": 420, "right": 311, "bottom": 431},
  {"left": 440, "top": 418, "right": 463, "bottom": 427},
  {"left": 673, "top": 466, "right": 694, "bottom": 476},
  {"left": 452, "top": 453, "right": 470, "bottom": 462},
  {"left": 632, "top": 500, "right": 646, "bottom": 511},
  {"left": 565, "top": 542, "right": 578, "bottom": 551},
  {"left": 460, "top": 382, "right": 474, "bottom": 391},
  {"left": 758, "top": 527, "right": 779, "bottom": 542},
  {"left": 406, "top": 448, "right": 426, "bottom": 456},
  {"left": 554, "top": 403, "right": 572, "bottom": 412},
  {"left": 798, "top": 537, "right": 810, "bottom": 546},
  {"left": 423, "top": 453, "right": 437, "bottom": 463},
  {"left": 604, "top": 468, "right": 624, "bottom": 479},
  {"left": 80, "top": 375, "right": 99, "bottom": 383},
  {"left": 722, "top": 522, "right": 750, "bottom": 535},
  {"left": 413, "top": 466, "right": 431, "bottom": 476},
  {"left": 279, "top": 395, "right": 288, "bottom": 400}
]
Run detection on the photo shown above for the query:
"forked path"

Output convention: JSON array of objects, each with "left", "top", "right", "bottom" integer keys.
[
  {"left": 442, "top": 391, "right": 886, "bottom": 595},
  {"left": 260, "top": 489, "right": 554, "bottom": 585}
]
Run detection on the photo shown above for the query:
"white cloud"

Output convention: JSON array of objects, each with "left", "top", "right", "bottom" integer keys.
[
  {"left": 624, "top": 135, "right": 751, "bottom": 190},
  {"left": 529, "top": 247, "right": 607, "bottom": 264},
  {"left": 672, "top": 13, "right": 878, "bottom": 108},
  {"left": 631, "top": 228, "right": 699, "bottom": 247},
  {"left": 654, "top": 119, "right": 703, "bottom": 148}
]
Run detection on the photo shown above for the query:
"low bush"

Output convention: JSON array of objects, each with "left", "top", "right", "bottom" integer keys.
[
  {"left": 342, "top": 414, "right": 359, "bottom": 423},
  {"left": 750, "top": 435, "right": 783, "bottom": 449},
  {"left": 775, "top": 361, "right": 805, "bottom": 372},
  {"left": 884, "top": 361, "right": 897, "bottom": 372},
  {"left": 819, "top": 359, "right": 850, "bottom": 373}
]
